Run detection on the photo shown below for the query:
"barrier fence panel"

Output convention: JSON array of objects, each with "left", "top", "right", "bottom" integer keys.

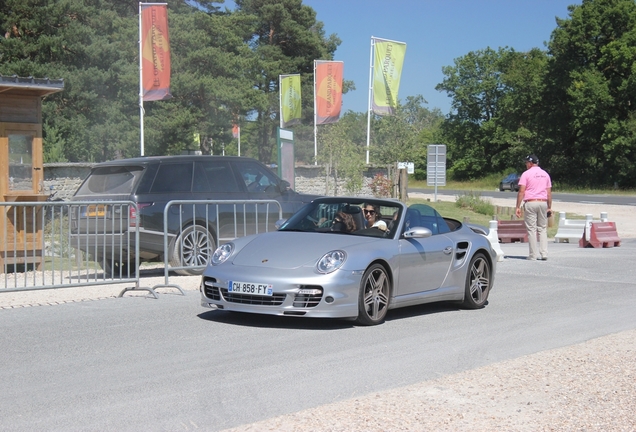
[
  {"left": 154, "top": 200, "right": 283, "bottom": 292},
  {"left": 0, "top": 201, "right": 156, "bottom": 297}
]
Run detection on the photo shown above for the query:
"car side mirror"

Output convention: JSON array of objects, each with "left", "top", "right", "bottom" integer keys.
[
  {"left": 279, "top": 180, "right": 291, "bottom": 193},
  {"left": 403, "top": 226, "right": 432, "bottom": 239}
]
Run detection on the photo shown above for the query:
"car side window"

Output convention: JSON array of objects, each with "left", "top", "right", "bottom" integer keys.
[
  {"left": 234, "top": 162, "right": 279, "bottom": 193},
  {"left": 150, "top": 163, "right": 193, "bottom": 193},
  {"left": 193, "top": 161, "right": 240, "bottom": 193}
]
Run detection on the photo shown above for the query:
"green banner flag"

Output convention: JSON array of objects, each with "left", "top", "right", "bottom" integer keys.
[
  {"left": 280, "top": 74, "right": 302, "bottom": 127},
  {"left": 372, "top": 38, "right": 407, "bottom": 116}
]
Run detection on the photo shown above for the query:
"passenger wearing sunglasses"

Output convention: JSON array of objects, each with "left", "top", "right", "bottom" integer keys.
[{"left": 363, "top": 203, "right": 387, "bottom": 231}]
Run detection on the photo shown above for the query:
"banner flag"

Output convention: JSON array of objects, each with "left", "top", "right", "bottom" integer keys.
[
  {"left": 315, "top": 61, "right": 343, "bottom": 125},
  {"left": 232, "top": 123, "right": 239, "bottom": 138},
  {"left": 371, "top": 37, "right": 406, "bottom": 115},
  {"left": 280, "top": 74, "right": 302, "bottom": 128},
  {"left": 141, "top": 3, "right": 171, "bottom": 101}
]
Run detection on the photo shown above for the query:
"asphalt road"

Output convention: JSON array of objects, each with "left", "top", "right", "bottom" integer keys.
[
  {"left": 409, "top": 187, "right": 636, "bottom": 206},
  {"left": 1, "top": 240, "right": 635, "bottom": 431}
]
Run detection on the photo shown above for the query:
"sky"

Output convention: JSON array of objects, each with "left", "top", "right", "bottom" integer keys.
[{"left": 301, "top": 0, "right": 582, "bottom": 115}]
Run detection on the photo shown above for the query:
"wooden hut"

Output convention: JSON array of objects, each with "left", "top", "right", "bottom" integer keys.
[{"left": 0, "top": 75, "right": 64, "bottom": 270}]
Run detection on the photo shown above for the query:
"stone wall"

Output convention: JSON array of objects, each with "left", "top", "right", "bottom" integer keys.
[
  {"left": 44, "top": 163, "right": 94, "bottom": 200},
  {"left": 42, "top": 163, "right": 391, "bottom": 200}
]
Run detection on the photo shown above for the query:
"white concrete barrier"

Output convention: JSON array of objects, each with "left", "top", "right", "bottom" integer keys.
[
  {"left": 554, "top": 212, "right": 602, "bottom": 243},
  {"left": 487, "top": 220, "right": 505, "bottom": 262}
]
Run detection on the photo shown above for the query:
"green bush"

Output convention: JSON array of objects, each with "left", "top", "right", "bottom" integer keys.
[{"left": 455, "top": 191, "right": 494, "bottom": 216}]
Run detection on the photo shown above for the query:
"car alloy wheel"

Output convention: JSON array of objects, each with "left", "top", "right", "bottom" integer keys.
[
  {"left": 170, "top": 225, "right": 215, "bottom": 276},
  {"left": 356, "top": 263, "right": 391, "bottom": 325},
  {"left": 462, "top": 252, "right": 491, "bottom": 309}
]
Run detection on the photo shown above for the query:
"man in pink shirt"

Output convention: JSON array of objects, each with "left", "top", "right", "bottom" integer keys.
[{"left": 515, "top": 154, "right": 552, "bottom": 260}]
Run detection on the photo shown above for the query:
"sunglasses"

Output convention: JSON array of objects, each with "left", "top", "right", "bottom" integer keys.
[{"left": 363, "top": 209, "right": 375, "bottom": 215}]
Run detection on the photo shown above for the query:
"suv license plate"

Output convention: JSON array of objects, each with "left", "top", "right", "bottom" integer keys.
[
  {"left": 86, "top": 204, "right": 106, "bottom": 217},
  {"left": 228, "top": 281, "right": 273, "bottom": 296}
]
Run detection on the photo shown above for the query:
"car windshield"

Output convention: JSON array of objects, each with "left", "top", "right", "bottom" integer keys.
[{"left": 279, "top": 198, "right": 403, "bottom": 239}]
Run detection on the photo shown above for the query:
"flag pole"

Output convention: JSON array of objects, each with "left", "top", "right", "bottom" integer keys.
[
  {"left": 238, "top": 125, "right": 241, "bottom": 157},
  {"left": 313, "top": 60, "right": 318, "bottom": 165},
  {"left": 365, "top": 37, "right": 375, "bottom": 165},
  {"left": 138, "top": 2, "right": 145, "bottom": 156}
]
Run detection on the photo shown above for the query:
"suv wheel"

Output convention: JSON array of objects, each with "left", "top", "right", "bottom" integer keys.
[{"left": 170, "top": 225, "right": 215, "bottom": 276}]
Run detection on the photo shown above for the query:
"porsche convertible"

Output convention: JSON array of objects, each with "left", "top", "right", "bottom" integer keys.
[{"left": 200, "top": 197, "right": 496, "bottom": 325}]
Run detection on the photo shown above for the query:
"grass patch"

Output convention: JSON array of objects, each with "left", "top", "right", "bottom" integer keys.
[
  {"left": 455, "top": 191, "right": 495, "bottom": 216},
  {"left": 406, "top": 198, "right": 493, "bottom": 227}
]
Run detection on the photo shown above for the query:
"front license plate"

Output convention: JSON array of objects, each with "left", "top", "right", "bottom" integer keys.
[{"left": 228, "top": 280, "right": 273, "bottom": 296}]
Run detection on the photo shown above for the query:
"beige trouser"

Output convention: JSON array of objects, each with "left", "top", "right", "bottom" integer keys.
[{"left": 523, "top": 201, "right": 548, "bottom": 259}]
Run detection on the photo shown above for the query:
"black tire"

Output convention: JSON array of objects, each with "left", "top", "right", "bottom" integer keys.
[
  {"left": 499, "top": 183, "right": 504, "bottom": 191},
  {"left": 95, "top": 255, "right": 130, "bottom": 278},
  {"left": 462, "top": 252, "right": 492, "bottom": 309},
  {"left": 356, "top": 264, "right": 391, "bottom": 326},
  {"left": 170, "top": 225, "right": 215, "bottom": 276}
]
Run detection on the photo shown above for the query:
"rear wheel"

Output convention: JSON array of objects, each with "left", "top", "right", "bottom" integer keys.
[
  {"left": 170, "top": 225, "right": 215, "bottom": 276},
  {"left": 462, "top": 252, "right": 492, "bottom": 309},
  {"left": 356, "top": 264, "right": 391, "bottom": 326}
]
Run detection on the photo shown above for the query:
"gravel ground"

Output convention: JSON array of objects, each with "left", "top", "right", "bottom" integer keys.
[
  {"left": 2, "top": 195, "right": 635, "bottom": 431},
  {"left": 222, "top": 329, "right": 636, "bottom": 432}
]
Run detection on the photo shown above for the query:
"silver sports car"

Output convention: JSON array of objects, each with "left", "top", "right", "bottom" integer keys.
[{"left": 200, "top": 197, "right": 496, "bottom": 325}]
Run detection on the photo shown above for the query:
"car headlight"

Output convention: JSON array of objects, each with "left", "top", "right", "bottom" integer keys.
[
  {"left": 211, "top": 243, "right": 234, "bottom": 265},
  {"left": 317, "top": 250, "right": 346, "bottom": 274}
]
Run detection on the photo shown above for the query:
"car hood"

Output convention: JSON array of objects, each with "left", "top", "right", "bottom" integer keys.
[{"left": 231, "top": 231, "right": 376, "bottom": 269}]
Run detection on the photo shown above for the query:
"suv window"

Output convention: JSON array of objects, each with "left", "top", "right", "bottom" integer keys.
[
  {"left": 150, "top": 163, "right": 193, "bottom": 193},
  {"left": 234, "top": 161, "right": 279, "bottom": 193},
  {"left": 76, "top": 165, "right": 143, "bottom": 195},
  {"left": 193, "top": 160, "right": 240, "bottom": 193}
]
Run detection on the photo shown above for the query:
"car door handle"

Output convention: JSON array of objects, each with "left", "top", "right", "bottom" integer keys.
[{"left": 443, "top": 247, "right": 453, "bottom": 255}]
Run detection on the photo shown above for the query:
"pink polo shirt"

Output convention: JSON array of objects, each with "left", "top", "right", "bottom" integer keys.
[{"left": 519, "top": 166, "right": 551, "bottom": 200}]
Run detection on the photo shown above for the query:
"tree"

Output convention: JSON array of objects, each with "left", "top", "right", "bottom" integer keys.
[
  {"left": 317, "top": 111, "right": 366, "bottom": 195},
  {"left": 436, "top": 47, "right": 549, "bottom": 180},
  {"left": 0, "top": 0, "right": 339, "bottom": 164},
  {"left": 234, "top": 0, "right": 339, "bottom": 163},
  {"left": 543, "top": 0, "right": 636, "bottom": 188}
]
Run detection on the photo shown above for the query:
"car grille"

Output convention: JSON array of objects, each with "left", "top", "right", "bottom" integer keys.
[
  {"left": 203, "top": 277, "right": 221, "bottom": 300},
  {"left": 293, "top": 285, "right": 323, "bottom": 308},
  {"left": 220, "top": 288, "right": 286, "bottom": 306},
  {"left": 203, "top": 277, "right": 321, "bottom": 308}
]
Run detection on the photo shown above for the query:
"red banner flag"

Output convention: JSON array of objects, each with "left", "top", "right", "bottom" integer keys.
[
  {"left": 315, "top": 61, "right": 343, "bottom": 125},
  {"left": 141, "top": 4, "right": 171, "bottom": 101},
  {"left": 232, "top": 124, "right": 239, "bottom": 138}
]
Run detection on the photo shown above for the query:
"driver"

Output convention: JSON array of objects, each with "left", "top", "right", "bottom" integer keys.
[
  {"left": 331, "top": 211, "right": 357, "bottom": 232},
  {"left": 363, "top": 203, "right": 387, "bottom": 231}
]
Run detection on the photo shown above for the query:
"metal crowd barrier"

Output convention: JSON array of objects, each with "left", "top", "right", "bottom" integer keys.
[
  {"left": 1, "top": 199, "right": 285, "bottom": 298},
  {"left": 0, "top": 200, "right": 160, "bottom": 297},
  {"left": 152, "top": 199, "right": 283, "bottom": 293}
]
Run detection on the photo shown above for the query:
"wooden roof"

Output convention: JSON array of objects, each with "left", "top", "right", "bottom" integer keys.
[{"left": 0, "top": 74, "right": 64, "bottom": 97}]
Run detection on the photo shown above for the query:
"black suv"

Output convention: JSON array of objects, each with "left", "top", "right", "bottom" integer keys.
[{"left": 70, "top": 155, "right": 319, "bottom": 275}]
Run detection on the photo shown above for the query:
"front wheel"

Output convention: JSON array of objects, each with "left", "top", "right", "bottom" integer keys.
[
  {"left": 169, "top": 225, "right": 215, "bottom": 276},
  {"left": 356, "top": 264, "right": 391, "bottom": 326},
  {"left": 462, "top": 252, "right": 492, "bottom": 309}
]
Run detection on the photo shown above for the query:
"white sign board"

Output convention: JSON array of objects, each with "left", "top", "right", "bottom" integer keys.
[
  {"left": 397, "top": 162, "right": 415, "bottom": 174},
  {"left": 427, "top": 144, "right": 447, "bottom": 186}
]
